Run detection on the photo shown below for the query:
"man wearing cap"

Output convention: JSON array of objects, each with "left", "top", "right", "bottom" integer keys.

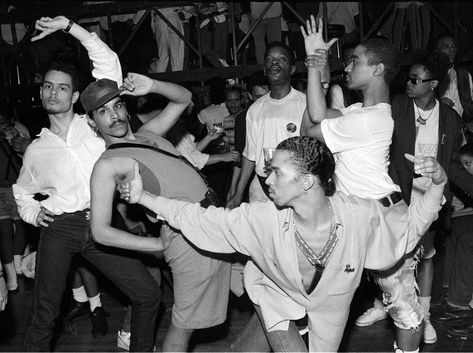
[
  {"left": 83, "top": 71, "right": 231, "bottom": 352},
  {"left": 13, "top": 16, "right": 189, "bottom": 351}
]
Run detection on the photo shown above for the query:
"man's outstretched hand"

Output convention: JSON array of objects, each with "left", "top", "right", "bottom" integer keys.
[
  {"left": 31, "top": 16, "right": 70, "bottom": 42},
  {"left": 301, "top": 15, "right": 338, "bottom": 55},
  {"left": 120, "top": 73, "right": 155, "bottom": 97},
  {"left": 404, "top": 154, "right": 447, "bottom": 185}
]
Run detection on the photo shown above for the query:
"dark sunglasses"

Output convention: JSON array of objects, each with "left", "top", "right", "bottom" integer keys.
[{"left": 406, "top": 77, "right": 437, "bottom": 85}]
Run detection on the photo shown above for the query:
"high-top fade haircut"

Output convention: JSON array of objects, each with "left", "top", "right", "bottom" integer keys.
[{"left": 361, "top": 38, "right": 401, "bottom": 84}]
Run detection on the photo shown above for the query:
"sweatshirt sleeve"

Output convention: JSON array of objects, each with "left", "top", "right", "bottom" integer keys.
[{"left": 152, "top": 196, "right": 270, "bottom": 256}]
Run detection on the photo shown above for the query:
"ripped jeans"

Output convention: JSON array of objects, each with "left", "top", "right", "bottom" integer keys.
[{"left": 373, "top": 247, "right": 424, "bottom": 331}]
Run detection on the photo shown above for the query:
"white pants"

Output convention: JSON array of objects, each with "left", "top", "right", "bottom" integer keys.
[{"left": 150, "top": 9, "right": 184, "bottom": 72}]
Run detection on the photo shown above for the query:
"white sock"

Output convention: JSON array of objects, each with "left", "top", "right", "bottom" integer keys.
[
  {"left": 393, "top": 341, "right": 419, "bottom": 353},
  {"left": 72, "top": 286, "right": 88, "bottom": 303},
  {"left": 418, "top": 296, "right": 431, "bottom": 321},
  {"left": 374, "top": 297, "right": 385, "bottom": 310},
  {"left": 89, "top": 294, "right": 102, "bottom": 312}
]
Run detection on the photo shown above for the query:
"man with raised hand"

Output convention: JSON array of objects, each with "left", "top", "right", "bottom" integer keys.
[
  {"left": 13, "top": 16, "right": 188, "bottom": 351},
  {"left": 83, "top": 72, "right": 231, "bottom": 351},
  {"left": 301, "top": 16, "right": 425, "bottom": 353}
]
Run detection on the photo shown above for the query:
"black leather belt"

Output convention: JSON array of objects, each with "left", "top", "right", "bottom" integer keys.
[{"left": 378, "top": 192, "right": 403, "bottom": 207}]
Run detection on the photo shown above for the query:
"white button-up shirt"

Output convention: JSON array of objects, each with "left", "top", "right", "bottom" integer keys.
[
  {"left": 13, "top": 117, "right": 105, "bottom": 225},
  {"left": 13, "top": 32, "right": 121, "bottom": 226}
]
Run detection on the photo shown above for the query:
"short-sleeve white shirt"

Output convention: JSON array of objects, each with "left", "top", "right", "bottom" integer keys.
[
  {"left": 321, "top": 102, "right": 400, "bottom": 199},
  {"left": 243, "top": 88, "right": 306, "bottom": 176}
]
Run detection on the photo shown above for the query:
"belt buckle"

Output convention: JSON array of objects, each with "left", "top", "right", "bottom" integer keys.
[{"left": 85, "top": 211, "right": 91, "bottom": 221}]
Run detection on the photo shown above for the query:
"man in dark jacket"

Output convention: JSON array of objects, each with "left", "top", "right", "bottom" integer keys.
[{"left": 389, "top": 51, "right": 473, "bottom": 345}]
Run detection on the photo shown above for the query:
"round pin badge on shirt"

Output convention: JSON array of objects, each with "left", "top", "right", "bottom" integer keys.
[{"left": 286, "top": 123, "right": 297, "bottom": 133}]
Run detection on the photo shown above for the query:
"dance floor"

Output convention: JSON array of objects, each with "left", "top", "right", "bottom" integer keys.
[{"left": 0, "top": 254, "right": 472, "bottom": 352}]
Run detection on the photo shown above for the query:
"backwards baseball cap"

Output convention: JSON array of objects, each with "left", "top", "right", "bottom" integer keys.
[{"left": 80, "top": 78, "right": 121, "bottom": 114}]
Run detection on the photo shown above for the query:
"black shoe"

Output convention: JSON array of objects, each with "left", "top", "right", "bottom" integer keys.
[
  {"left": 91, "top": 306, "right": 108, "bottom": 337},
  {"left": 447, "top": 317, "right": 473, "bottom": 340},
  {"left": 431, "top": 301, "right": 473, "bottom": 324},
  {"left": 63, "top": 300, "right": 89, "bottom": 322}
]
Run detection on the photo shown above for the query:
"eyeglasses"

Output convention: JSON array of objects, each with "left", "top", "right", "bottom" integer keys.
[{"left": 406, "top": 77, "right": 437, "bottom": 85}]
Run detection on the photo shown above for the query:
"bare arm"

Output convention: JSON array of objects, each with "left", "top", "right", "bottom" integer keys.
[
  {"left": 226, "top": 156, "right": 255, "bottom": 209},
  {"left": 121, "top": 73, "right": 192, "bottom": 136},
  {"left": 195, "top": 129, "right": 222, "bottom": 151},
  {"left": 227, "top": 166, "right": 242, "bottom": 202},
  {"left": 206, "top": 151, "right": 240, "bottom": 165},
  {"left": 90, "top": 157, "right": 163, "bottom": 251},
  {"left": 301, "top": 16, "right": 341, "bottom": 125}
]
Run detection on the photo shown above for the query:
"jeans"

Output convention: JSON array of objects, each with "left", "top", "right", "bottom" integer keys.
[
  {"left": 23, "top": 210, "right": 161, "bottom": 352},
  {"left": 230, "top": 304, "right": 307, "bottom": 352},
  {"left": 448, "top": 215, "right": 473, "bottom": 306}
]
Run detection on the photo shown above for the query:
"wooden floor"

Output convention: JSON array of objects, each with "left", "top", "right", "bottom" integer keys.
[{"left": 1, "top": 255, "right": 472, "bottom": 352}]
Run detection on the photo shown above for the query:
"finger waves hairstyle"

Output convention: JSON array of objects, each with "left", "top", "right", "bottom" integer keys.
[{"left": 277, "top": 136, "right": 336, "bottom": 196}]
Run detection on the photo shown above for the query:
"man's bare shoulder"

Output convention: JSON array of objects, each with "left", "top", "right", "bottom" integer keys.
[{"left": 93, "top": 154, "right": 135, "bottom": 181}]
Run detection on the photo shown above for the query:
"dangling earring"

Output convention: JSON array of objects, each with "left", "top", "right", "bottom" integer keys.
[{"left": 127, "top": 114, "right": 131, "bottom": 121}]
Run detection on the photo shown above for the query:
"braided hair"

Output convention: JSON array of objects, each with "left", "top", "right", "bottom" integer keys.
[{"left": 277, "top": 136, "right": 336, "bottom": 196}]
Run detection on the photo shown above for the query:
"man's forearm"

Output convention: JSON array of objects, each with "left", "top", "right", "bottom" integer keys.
[
  {"left": 423, "top": 181, "right": 446, "bottom": 210},
  {"left": 235, "top": 157, "right": 255, "bottom": 195},
  {"left": 307, "top": 67, "right": 328, "bottom": 123},
  {"left": 150, "top": 80, "right": 191, "bottom": 105},
  {"left": 92, "top": 221, "right": 162, "bottom": 251}
]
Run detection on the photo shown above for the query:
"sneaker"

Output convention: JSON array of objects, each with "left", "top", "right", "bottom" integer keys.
[
  {"left": 117, "top": 330, "right": 131, "bottom": 351},
  {"left": 91, "top": 307, "right": 108, "bottom": 337},
  {"left": 423, "top": 320, "right": 437, "bottom": 344},
  {"left": 355, "top": 307, "right": 388, "bottom": 327}
]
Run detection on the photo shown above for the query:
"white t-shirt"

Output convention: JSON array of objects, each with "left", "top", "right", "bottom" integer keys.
[
  {"left": 411, "top": 100, "right": 439, "bottom": 202},
  {"left": 321, "top": 102, "right": 400, "bottom": 199},
  {"left": 244, "top": 88, "right": 306, "bottom": 176}
]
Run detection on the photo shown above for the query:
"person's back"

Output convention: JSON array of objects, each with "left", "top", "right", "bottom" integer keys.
[
  {"left": 322, "top": 101, "right": 398, "bottom": 198},
  {"left": 101, "top": 130, "right": 208, "bottom": 203}
]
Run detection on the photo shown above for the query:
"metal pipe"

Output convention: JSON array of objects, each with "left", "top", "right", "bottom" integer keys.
[
  {"left": 118, "top": 8, "right": 151, "bottom": 57},
  {"left": 362, "top": 3, "right": 393, "bottom": 41},
  {"left": 229, "top": 2, "right": 238, "bottom": 67},
  {"left": 106, "top": 12, "right": 113, "bottom": 49},
  {"left": 236, "top": 1, "right": 274, "bottom": 54},
  {"left": 195, "top": 10, "right": 204, "bottom": 87},
  {"left": 152, "top": 8, "right": 201, "bottom": 58},
  {"left": 282, "top": 2, "right": 305, "bottom": 25},
  {"left": 423, "top": 2, "right": 455, "bottom": 36}
]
